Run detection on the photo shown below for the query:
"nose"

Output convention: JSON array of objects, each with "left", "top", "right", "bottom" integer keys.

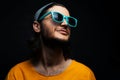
[{"left": 61, "top": 19, "right": 68, "bottom": 26}]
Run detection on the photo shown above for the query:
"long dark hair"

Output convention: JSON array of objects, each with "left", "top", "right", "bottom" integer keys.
[{"left": 27, "top": 2, "right": 71, "bottom": 62}]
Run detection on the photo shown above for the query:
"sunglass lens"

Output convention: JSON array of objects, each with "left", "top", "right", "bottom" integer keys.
[
  {"left": 68, "top": 17, "right": 76, "bottom": 27},
  {"left": 53, "top": 12, "right": 63, "bottom": 22}
]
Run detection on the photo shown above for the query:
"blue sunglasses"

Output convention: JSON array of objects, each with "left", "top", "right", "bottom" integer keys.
[{"left": 39, "top": 11, "right": 78, "bottom": 28}]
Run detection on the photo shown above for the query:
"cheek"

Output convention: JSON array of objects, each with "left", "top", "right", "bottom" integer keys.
[
  {"left": 42, "top": 19, "right": 60, "bottom": 35},
  {"left": 68, "top": 28, "right": 71, "bottom": 35},
  {"left": 41, "top": 22, "right": 55, "bottom": 38},
  {"left": 42, "top": 27, "right": 53, "bottom": 38}
]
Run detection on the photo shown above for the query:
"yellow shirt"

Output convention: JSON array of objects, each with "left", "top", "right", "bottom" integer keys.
[{"left": 5, "top": 60, "right": 96, "bottom": 80}]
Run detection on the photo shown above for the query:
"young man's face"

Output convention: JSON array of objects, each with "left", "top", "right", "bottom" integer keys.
[{"left": 40, "top": 6, "right": 71, "bottom": 42}]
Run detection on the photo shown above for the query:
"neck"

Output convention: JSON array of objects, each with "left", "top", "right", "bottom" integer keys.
[
  {"left": 36, "top": 36, "right": 70, "bottom": 67},
  {"left": 31, "top": 36, "right": 71, "bottom": 76},
  {"left": 41, "top": 45, "right": 65, "bottom": 67}
]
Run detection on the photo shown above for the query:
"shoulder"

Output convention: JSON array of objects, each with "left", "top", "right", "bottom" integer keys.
[
  {"left": 6, "top": 60, "right": 31, "bottom": 76},
  {"left": 67, "top": 59, "right": 96, "bottom": 80},
  {"left": 71, "top": 59, "right": 96, "bottom": 76},
  {"left": 10, "top": 60, "right": 30, "bottom": 71},
  {"left": 71, "top": 60, "right": 92, "bottom": 70},
  {"left": 5, "top": 60, "right": 31, "bottom": 80}
]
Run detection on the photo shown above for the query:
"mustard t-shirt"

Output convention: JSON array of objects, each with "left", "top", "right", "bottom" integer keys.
[{"left": 5, "top": 60, "right": 96, "bottom": 80}]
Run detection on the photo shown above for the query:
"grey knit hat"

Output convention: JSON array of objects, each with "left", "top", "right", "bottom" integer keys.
[{"left": 34, "top": 2, "right": 55, "bottom": 21}]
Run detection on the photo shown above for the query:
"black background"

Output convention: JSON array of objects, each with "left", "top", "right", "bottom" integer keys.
[{"left": 0, "top": 0, "right": 119, "bottom": 80}]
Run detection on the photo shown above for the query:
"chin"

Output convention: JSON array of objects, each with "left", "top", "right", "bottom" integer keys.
[
  {"left": 55, "top": 34, "right": 70, "bottom": 41},
  {"left": 41, "top": 34, "right": 70, "bottom": 47},
  {"left": 55, "top": 36, "right": 70, "bottom": 42},
  {"left": 51, "top": 37, "right": 70, "bottom": 47},
  {"left": 58, "top": 38, "right": 69, "bottom": 42},
  {"left": 44, "top": 37, "right": 70, "bottom": 47}
]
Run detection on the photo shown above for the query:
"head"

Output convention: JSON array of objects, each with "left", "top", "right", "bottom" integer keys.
[
  {"left": 28, "top": 2, "right": 77, "bottom": 60},
  {"left": 33, "top": 2, "right": 77, "bottom": 43}
]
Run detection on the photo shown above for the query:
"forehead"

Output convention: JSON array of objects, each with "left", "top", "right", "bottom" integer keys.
[{"left": 47, "top": 6, "right": 70, "bottom": 16}]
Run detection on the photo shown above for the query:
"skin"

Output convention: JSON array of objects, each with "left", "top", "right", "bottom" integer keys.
[{"left": 32, "top": 5, "right": 72, "bottom": 76}]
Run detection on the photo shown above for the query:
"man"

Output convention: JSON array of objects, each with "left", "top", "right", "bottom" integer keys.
[{"left": 5, "top": 2, "right": 96, "bottom": 80}]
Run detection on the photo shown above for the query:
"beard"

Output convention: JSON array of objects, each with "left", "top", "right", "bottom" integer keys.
[
  {"left": 40, "top": 34, "right": 71, "bottom": 59},
  {"left": 40, "top": 34, "right": 71, "bottom": 48}
]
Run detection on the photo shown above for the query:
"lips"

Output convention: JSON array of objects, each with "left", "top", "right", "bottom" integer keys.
[{"left": 56, "top": 29, "right": 69, "bottom": 35}]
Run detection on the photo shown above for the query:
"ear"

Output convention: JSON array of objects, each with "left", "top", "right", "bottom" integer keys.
[{"left": 33, "top": 21, "right": 41, "bottom": 33}]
